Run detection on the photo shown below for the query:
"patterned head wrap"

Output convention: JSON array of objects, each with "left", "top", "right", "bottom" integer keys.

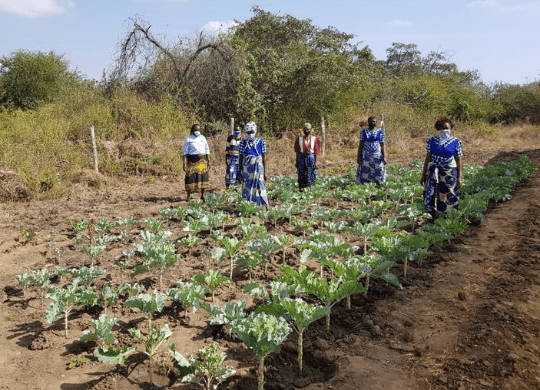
[{"left": 245, "top": 122, "right": 257, "bottom": 134}]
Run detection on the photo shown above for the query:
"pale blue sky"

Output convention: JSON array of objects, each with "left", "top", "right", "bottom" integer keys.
[{"left": 1, "top": 0, "right": 539, "bottom": 85}]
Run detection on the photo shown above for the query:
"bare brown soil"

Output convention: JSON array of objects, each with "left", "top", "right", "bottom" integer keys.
[{"left": 1, "top": 141, "right": 540, "bottom": 390}]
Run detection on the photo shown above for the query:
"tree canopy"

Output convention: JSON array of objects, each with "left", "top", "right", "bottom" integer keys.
[{"left": 0, "top": 51, "right": 76, "bottom": 110}]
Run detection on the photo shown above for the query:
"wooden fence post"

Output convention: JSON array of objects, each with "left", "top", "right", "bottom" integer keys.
[
  {"left": 321, "top": 116, "right": 326, "bottom": 157},
  {"left": 89, "top": 126, "right": 99, "bottom": 173},
  {"left": 230, "top": 118, "right": 234, "bottom": 135}
]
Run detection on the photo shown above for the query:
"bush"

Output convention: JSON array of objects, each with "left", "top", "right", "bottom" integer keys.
[{"left": 0, "top": 51, "right": 77, "bottom": 110}]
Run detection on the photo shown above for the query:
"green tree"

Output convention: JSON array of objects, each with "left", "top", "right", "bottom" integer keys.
[
  {"left": 0, "top": 51, "right": 76, "bottom": 109},
  {"left": 231, "top": 6, "right": 364, "bottom": 132}
]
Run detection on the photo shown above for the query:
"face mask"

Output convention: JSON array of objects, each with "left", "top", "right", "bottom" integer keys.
[
  {"left": 193, "top": 131, "right": 201, "bottom": 137},
  {"left": 438, "top": 129, "right": 451, "bottom": 139},
  {"left": 247, "top": 133, "right": 255, "bottom": 140}
]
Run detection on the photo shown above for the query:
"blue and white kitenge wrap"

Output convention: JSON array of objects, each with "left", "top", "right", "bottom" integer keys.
[
  {"left": 225, "top": 132, "right": 241, "bottom": 188},
  {"left": 238, "top": 137, "right": 269, "bottom": 206},
  {"left": 423, "top": 131, "right": 463, "bottom": 214},
  {"left": 356, "top": 128, "right": 386, "bottom": 184}
]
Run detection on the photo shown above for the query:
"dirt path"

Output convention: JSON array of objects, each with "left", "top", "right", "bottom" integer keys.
[{"left": 1, "top": 147, "right": 540, "bottom": 390}]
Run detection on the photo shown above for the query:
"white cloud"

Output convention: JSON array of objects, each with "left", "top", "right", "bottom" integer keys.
[
  {"left": 386, "top": 20, "right": 413, "bottom": 28},
  {"left": 0, "top": 0, "right": 74, "bottom": 17},
  {"left": 201, "top": 20, "right": 238, "bottom": 36},
  {"left": 467, "top": 1, "right": 539, "bottom": 12}
]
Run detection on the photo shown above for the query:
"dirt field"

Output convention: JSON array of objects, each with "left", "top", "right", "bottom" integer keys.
[{"left": 1, "top": 138, "right": 540, "bottom": 390}]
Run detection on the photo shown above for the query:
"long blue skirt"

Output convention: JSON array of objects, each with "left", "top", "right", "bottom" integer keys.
[
  {"left": 240, "top": 155, "right": 268, "bottom": 206},
  {"left": 225, "top": 154, "right": 240, "bottom": 188},
  {"left": 423, "top": 162, "right": 460, "bottom": 214},
  {"left": 356, "top": 152, "right": 386, "bottom": 184},
  {"left": 297, "top": 152, "right": 317, "bottom": 189}
]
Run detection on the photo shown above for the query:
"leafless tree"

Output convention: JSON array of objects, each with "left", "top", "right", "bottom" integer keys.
[{"left": 109, "top": 16, "right": 240, "bottom": 120}]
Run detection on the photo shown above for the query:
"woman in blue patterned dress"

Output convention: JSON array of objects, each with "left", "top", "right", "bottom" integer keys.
[
  {"left": 420, "top": 117, "right": 463, "bottom": 219},
  {"left": 238, "top": 122, "right": 269, "bottom": 207},
  {"left": 356, "top": 116, "right": 387, "bottom": 185},
  {"left": 224, "top": 126, "right": 243, "bottom": 188}
]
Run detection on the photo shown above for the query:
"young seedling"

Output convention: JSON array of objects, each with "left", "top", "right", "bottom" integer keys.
[
  {"left": 237, "top": 199, "right": 258, "bottom": 217},
  {"left": 276, "top": 298, "right": 329, "bottom": 372},
  {"left": 80, "top": 313, "right": 120, "bottom": 347},
  {"left": 320, "top": 256, "right": 369, "bottom": 309},
  {"left": 236, "top": 218, "right": 266, "bottom": 241},
  {"left": 177, "top": 234, "right": 202, "bottom": 258},
  {"left": 45, "top": 280, "right": 98, "bottom": 338},
  {"left": 345, "top": 221, "right": 379, "bottom": 254},
  {"left": 96, "top": 282, "right": 129, "bottom": 315},
  {"left": 211, "top": 236, "right": 243, "bottom": 279},
  {"left": 16, "top": 268, "right": 53, "bottom": 308},
  {"left": 291, "top": 216, "right": 315, "bottom": 238},
  {"left": 192, "top": 270, "right": 231, "bottom": 302},
  {"left": 169, "top": 342, "right": 236, "bottom": 390},
  {"left": 235, "top": 251, "right": 265, "bottom": 281},
  {"left": 231, "top": 312, "right": 291, "bottom": 390},
  {"left": 132, "top": 239, "right": 180, "bottom": 290},
  {"left": 19, "top": 227, "right": 36, "bottom": 243},
  {"left": 203, "top": 299, "right": 247, "bottom": 338},
  {"left": 245, "top": 280, "right": 327, "bottom": 372},
  {"left": 71, "top": 219, "right": 89, "bottom": 234},
  {"left": 278, "top": 264, "right": 364, "bottom": 331},
  {"left": 95, "top": 218, "right": 115, "bottom": 233},
  {"left": 183, "top": 217, "right": 209, "bottom": 237},
  {"left": 68, "top": 265, "right": 106, "bottom": 286},
  {"left": 124, "top": 291, "right": 168, "bottom": 329},
  {"left": 248, "top": 234, "right": 283, "bottom": 276},
  {"left": 145, "top": 218, "right": 165, "bottom": 232},
  {"left": 167, "top": 281, "right": 209, "bottom": 320},
  {"left": 129, "top": 324, "right": 172, "bottom": 385},
  {"left": 81, "top": 245, "right": 107, "bottom": 266}
]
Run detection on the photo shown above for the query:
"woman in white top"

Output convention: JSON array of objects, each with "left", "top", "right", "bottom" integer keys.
[{"left": 182, "top": 124, "right": 211, "bottom": 201}]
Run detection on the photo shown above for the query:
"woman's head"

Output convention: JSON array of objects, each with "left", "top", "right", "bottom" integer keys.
[
  {"left": 245, "top": 122, "right": 257, "bottom": 134},
  {"left": 303, "top": 122, "right": 312, "bottom": 135},
  {"left": 245, "top": 122, "right": 257, "bottom": 140},
  {"left": 368, "top": 116, "right": 378, "bottom": 129},
  {"left": 434, "top": 117, "right": 454, "bottom": 131},
  {"left": 190, "top": 123, "right": 201, "bottom": 135}
]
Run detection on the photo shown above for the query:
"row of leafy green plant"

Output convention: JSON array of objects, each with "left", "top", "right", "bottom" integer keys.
[{"left": 15, "top": 156, "right": 536, "bottom": 389}]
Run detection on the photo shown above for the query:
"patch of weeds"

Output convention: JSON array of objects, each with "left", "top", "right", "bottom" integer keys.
[{"left": 68, "top": 354, "right": 91, "bottom": 369}]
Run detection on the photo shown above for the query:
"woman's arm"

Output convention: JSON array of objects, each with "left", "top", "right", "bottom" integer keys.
[
  {"left": 420, "top": 152, "right": 431, "bottom": 185},
  {"left": 381, "top": 142, "right": 387, "bottom": 164},
  {"left": 455, "top": 156, "right": 463, "bottom": 188},
  {"left": 357, "top": 141, "right": 364, "bottom": 165},
  {"left": 262, "top": 154, "right": 267, "bottom": 182}
]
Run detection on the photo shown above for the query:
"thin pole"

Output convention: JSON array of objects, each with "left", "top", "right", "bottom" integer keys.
[
  {"left": 321, "top": 116, "right": 326, "bottom": 157},
  {"left": 89, "top": 126, "right": 99, "bottom": 173},
  {"left": 230, "top": 118, "right": 234, "bottom": 135}
]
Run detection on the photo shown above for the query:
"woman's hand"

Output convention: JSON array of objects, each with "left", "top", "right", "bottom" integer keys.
[
  {"left": 420, "top": 173, "right": 426, "bottom": 186},
  {"left": 457, "top": 176, "right": 463, "bottom": 188}
]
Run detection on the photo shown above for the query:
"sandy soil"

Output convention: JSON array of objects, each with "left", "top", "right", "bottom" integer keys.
[{"left": 1, "top": 140, "right": 540, "bottom": 390}]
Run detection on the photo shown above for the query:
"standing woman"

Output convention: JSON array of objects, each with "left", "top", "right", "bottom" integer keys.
[
  {"left": 356, "top": 116, "right": 387, "bottom": 185},
  {"left": 420, "top": 117, "right": 463, "bottom": 219},
  {"left": 294, "top": 123, "right": 321, "bottom": 191},
  {"left": 182, "top": 124, "right": 210, "bottom": 202},
  {"left": 224, "top": 126, "right": 243, "bottom": 189},
  {"left": 238, "top": 121, "right": 269, "bottom": 207}
]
